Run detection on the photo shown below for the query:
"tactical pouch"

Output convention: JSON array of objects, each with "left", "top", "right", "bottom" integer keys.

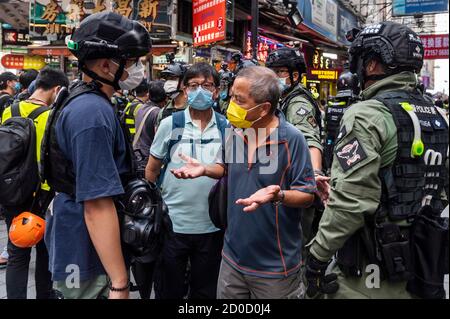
[
  {"left": 336, "top": 232, "right": 364, "bottom": 277},
  {"left": 376, "top": 223, "right": 413, "bottom": 282},
  {"left": 407, "top": 206, "right": 449, "bottom": 299}
]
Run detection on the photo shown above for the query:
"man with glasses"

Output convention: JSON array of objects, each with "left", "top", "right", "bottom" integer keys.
[{"left": 145, "top": 62, "right": 228, "bottom": 299}]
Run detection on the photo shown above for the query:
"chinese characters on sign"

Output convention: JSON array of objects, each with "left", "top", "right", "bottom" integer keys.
[
  {"left": 193, "top": 0, "right": 226, "bottom": 47},
  {"left": 420, "top": 34, "right": 449, "bottom": 60},
  {"left": 114, "top": 0, "right": 133, "bottom": 18},
  {"left": 312, "top": 50, "right": 333, "bottom": 69},
  {"left": 308, "top": 49, "right": 338, "bottom": 80},
  {"left": 138, "top": 0, "right": 159, "bottom": 30},
  {"left": 245, "top": 33, "right": 281, "bottom": 63},
  {"left": 2, "top": 30, "right": 31, "bottom": 46}
]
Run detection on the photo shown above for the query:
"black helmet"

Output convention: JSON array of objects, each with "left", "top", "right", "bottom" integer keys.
[
  {"left": 348, "top": 21, "right": 424, "bottom": 86},
  {"left": 266, "top": 47, "right": 307, "bottom": 75},
  {"left": 336, "top": 71, "right": 360, "bottom": 99},
  {"left": 68, "top": 12, "right": 151, "bottom": 89},
  {"left": 160, "top": 62, "right": 188, "bottom": 79}
]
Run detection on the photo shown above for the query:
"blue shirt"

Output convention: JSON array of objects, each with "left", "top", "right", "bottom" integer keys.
[
  {"left": 150, "top": 107, "right": 223, "bottom": 234},
  {"left": 222, "top": 112, "right": 317, "bottom": 279},
  {"left": 45, "top": 93, "right": 129, "bottom": 282}
]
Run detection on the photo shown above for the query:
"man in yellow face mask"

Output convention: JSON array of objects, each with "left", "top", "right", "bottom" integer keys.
[{"left": 171, "top": 66, "right": 318, "bottom": 299}]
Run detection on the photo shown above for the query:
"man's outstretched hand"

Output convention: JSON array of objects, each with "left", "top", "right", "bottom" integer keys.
[
  {"left": 236, "top": 185, "right": 281, "bottom": 212},
  {"left": 171, "top": 153, "right": 206, "bottom": 179}
]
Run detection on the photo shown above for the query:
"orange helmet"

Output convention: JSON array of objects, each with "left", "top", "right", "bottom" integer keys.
[{"left": 9, "top": 212, "right": 45, "bottom": 248}]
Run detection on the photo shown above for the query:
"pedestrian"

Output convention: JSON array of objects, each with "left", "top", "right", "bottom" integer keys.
[
  {"left": 15, "top": 69, "right": 39, "bottom": 102},
  {"left": 123, "top": 80, "right": 149, "bottom": 141},
  {"left": 133, "top": 80, "right": 167, "bottom": 173},
  {"left": 305, "top": 21, "right": 449, "bottom": 299},
  {"left": 0, "top": 72, "right": 19, "bottom": 122},
  {"left": 171, "top": 66, "right": 318, "bottom": 299},
  {"left": 1, "top": 66, "right": 69, "bottom": 299},
  {"left": 43, "top": 11, "right": 151, "bottom": 299},
  {"left": 145, "top": 62, "right": 227, "bottom": 299}
]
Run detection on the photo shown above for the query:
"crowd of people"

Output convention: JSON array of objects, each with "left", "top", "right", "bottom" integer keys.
[{"left": 0, "top": 12, "right": 448, "bottom": 300}]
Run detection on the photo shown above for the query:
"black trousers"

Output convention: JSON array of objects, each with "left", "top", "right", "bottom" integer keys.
[
  {"left": 156, "top": 231, "right": 223, "bottom": 299},
  {"left": 4, "top": 201, "right": 53, "bottom": 299}
]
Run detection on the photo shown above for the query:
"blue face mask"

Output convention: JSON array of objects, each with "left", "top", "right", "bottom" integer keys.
[
  {"left": 278, "top": 77, "right": 289, "bottom": 92},
  {"left": 219, "top": 90, "right": 228, "bottom": 100},
  {"left": 187, "top": 87, "right": 214, "bottom": 110},
  {"left": 14, "top": 82, "right": 22, "bottom": 92}
]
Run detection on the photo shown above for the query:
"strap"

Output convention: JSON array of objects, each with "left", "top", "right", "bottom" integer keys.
[
  {"left": 11, "top": 101, "right": 21, "bottom": 117},
  {"left": 27, "top": 106, "right": 48, "bottom": 120},
  {"left": 133, "top": 106, "right": 158, "bottom": 148}
]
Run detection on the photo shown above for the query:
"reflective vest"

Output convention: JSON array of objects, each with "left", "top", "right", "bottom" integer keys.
[
  {"left": 2, "top": 101, "right": 51, "bottom": 191},
  {"left": 123, "top": 100, "right": 144, "bottom": 139}
]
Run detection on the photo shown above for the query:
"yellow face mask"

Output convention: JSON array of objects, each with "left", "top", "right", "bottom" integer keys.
[{"left": 226, "top": 100, "right": 264, "bottom": 129}]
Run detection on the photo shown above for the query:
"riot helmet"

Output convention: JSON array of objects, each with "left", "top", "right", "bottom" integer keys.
[
  {"left": 348, "top": 21, "right": 424, "bottom": 88},
  {"left": 161, "top": 62, "right": 188, "bottom": 98},
  {"left": 68, "top": 12, "right": 151, "bottom": 91},
  {"left": 266, "top": 47, "right": 307, "bottom": 93},
  {"left": 336, "top": 71, "right": 360, "bottom": 99}
]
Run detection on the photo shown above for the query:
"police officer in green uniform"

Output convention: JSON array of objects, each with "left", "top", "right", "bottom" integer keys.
[
  {"left": 305, "top": 21, "right": 449, "bottom": 299},
  {"left": 324, "top": 71, "right": 360, "bottom": 173},
  {"left": 266, "top": 47, "right": 327, "bottom": 248},
  {"left": 157, "top": 62, "right": 189, "bottom": 125}
]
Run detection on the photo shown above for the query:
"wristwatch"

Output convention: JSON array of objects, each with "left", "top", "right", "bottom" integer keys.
[{"left": 272, "top": 189, "right": 285, "bottom": 206}]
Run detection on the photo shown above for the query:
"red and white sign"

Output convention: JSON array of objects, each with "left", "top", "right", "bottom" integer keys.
[
  {"left": 193, "top": 0, "right": 226, "bottom": 47},
  {"left": 420, "top": 34, "right": 449, "bottom": 60}
]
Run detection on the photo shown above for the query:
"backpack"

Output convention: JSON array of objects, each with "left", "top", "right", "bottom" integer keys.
[
  {"left": 0, "top": 102, "right": 47, "bottom": 206},
  {"left": 157, "top": 110, "right": 228, "bottom": 186}
]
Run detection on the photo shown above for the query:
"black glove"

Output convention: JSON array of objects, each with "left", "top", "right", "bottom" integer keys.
[{"left": 304, "top": 254, "right": 339, "bottom": 298}]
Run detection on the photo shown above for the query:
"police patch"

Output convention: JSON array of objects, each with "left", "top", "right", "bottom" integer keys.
[
  {"left": 307, "top": 115, "right": 317, "bottom": 128},
  {"left": 335, "top": 137, "right": 368, "bottom": 171},
  {"left": 296, "top": 106, "right": 310, "bottom": 117}
]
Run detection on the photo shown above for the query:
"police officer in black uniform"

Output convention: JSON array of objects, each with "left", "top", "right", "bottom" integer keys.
[{"left": 323, "top": 71, "right": 360, "bottom": 173}]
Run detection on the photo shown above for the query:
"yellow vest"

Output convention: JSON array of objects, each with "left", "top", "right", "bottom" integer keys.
[
  {"left": 124, "top": 100, "right": 144, "bottom": 136},
  {"left": 2, "top": 101, "right": 50, "bottom": 191}
]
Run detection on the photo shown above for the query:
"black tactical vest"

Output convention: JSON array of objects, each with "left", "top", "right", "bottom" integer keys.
[
  {"left": 375, "top": 90, "right": 449, "bottom": 220},
  {"left": 41, "top": 81, "right": 135, "bottom": 197},
  {"left": 336, "top": 89, "right": 449, "bottom": 280},
  {"left": 324, "top": 98, "right": 355, "bottom": 171}
]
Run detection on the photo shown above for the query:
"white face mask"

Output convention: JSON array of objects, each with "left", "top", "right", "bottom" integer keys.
[
  {"left": 110, "top": 60, "right": 145, "bottom": 91},
  {"left": 163, "top": 80, "right": 179, "bottom": 94}
]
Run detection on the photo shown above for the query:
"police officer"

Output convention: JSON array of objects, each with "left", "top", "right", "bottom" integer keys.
[
  {"left": 266, "top": 47, "right": 327, "bottom": 250},
  {"left": 324, "top": 71, "right": 360, "bottom": 172},
  {"left": 305, "top": 21, "right": 449, "bottom": 299},
  {"left": 123, "top": 80, "right": 149, "bottom": 140},
  {"left": 157, "top": 62, "right": 189, "bottom": 124}
]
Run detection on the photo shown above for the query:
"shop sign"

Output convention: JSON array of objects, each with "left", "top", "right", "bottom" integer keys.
[
  {"left": 244, "top": 32, "right": 283, "bottom": 63},
  {"left": 112, "top": 0, "right": 171, "bottom": 40},
  {"left": 29, "top": 0, "right": 111, "bottom": 40},
  {"left": 2, "top": 30, "right": 31, "bottom": 46},
  {"left": 30, "top": 48, "right": 73, "bottom": 57},
  {"left": 420, "top": 34, "right": 449, "bottom": 60},
  {"left": 193, "top": 0, "right": 226, "bottom": 47},
  {"left": 393, "top": 0, "right": 448, "bottom": 16},
  {"left": 310, "top": 69, "right": 338, "bottom": 80},
  {"left": 1, "top": 54, "right": 46, "bottom": 70}
]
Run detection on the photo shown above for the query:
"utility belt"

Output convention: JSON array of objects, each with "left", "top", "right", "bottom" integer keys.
[{"left": 336, "top": 205, "right": 449, "bottom": 299}]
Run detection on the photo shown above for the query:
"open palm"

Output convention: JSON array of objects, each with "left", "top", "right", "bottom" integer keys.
[
  {"left": 236, "top": 185, "right": 281, "bottom": 212},
  {"left": 170, "top": 153, "right": 206, "bottom": 179}
]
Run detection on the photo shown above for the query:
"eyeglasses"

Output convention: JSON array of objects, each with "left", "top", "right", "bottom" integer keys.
[{"left": 187, "top": 82, "right": 216, "bottom": 92}]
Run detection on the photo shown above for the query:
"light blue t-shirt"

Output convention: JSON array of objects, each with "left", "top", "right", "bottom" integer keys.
[{"left": 150, "top": 107, "right": 222, "bottom": 234}]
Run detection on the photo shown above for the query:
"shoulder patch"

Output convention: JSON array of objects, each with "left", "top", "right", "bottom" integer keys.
[
  {"left": 296, "top": 106, "right": 311, "bottom": 117},
  {"left": 335, "top": 137, "right": 367, "bottom": 172}
]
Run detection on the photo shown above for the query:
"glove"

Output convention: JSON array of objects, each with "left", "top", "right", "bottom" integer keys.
[{"left": 304, "top": 254, "right": 339, "bottom": 298}]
